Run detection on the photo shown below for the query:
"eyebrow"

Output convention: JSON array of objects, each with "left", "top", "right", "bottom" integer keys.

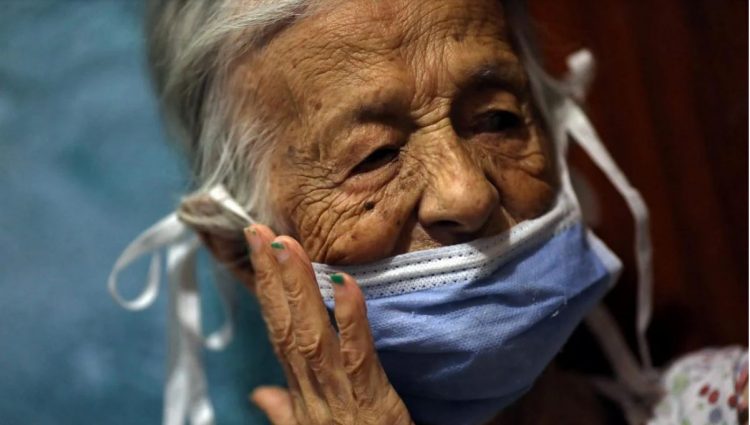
[
  {"left": 339, "top": 62, "right": 528, "bottom": 124},
  {"left": 461, "top": 61, "right": 528, "bottom": 98},
  {"left": 322, "top": 81, "right": 412, "bottom": 153}
]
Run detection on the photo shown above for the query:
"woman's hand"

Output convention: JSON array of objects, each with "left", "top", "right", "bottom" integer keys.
[{"left": 244, "top": 224, "right": 414, "bottom": 425}]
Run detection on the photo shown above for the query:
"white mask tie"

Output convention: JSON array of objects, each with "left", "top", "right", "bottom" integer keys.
[
  {"left": 559, "top": 50, "right": 655, "bottom": 373},
  {"left": 107, "top": 209, "right": 238, "bottom": 425}
]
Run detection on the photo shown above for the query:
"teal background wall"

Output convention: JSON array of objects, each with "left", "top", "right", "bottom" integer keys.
[{"left": 0, "top": 2, "right": 282, "bottom": 423}]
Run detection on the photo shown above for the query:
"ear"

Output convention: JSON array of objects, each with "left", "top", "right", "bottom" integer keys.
[{"left": 197, "top": 230, "right": 256, "bottom": 293}]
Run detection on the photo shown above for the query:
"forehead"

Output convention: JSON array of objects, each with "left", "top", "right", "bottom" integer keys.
[
  {"left": 248, "top": 0, "right": 517, "bottom": 99},
  {"left": 300, "top": 0, "right": 511, "bottom": 56}
]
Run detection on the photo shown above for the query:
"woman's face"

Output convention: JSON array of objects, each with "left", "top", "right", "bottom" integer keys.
[{"left": 232, "top": 0, "right": 556, "bottom": 265}]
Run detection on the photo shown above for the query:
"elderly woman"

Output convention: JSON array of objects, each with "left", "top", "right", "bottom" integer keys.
[{"left": 108, "top": 0, "right": 747, "bottom": 424}]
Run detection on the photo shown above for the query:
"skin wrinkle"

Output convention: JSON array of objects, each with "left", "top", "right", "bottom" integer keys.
[
  {"left": 228, "top": 0, "right": 555, "bottom": 266},
  {"left": 302, "top": 189, "right": 355, "bottom": 261}
]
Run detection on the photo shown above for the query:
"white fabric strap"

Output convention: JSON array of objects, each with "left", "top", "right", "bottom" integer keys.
[
  {"left": 108, "top": 184, "right": 255, "bottom": 424},
  {"left": 558, "top": 50, "right": 654, "bottom": 371},
  {"left": 564, "top": 49, "right": 595, "bottom": 102},
  {"left": 107, "top": 211, "right": 236, "bottom": 351},
  {"left": 108, "top": 214, "right": 189, "bottom": 311},
  {"left": 205, "top": 264, "right": 237, "bottom": 351},
  {"left": 164, "top": 237, "right": 215, "bottom": 425},
  {"left": 556, "top": 49, "right": 660, "bottom": 406},
  {"left": 589, "top": 376, "right": 653, "bottom": 425},
  {"left": 549, "top": 47, "right": 655, "bottom": 372},
  {"left": 108, "top": 207, "right": 244, "bottom": 425},
  {"left": 564, "top": 99, "right": 655, "bottom": 370},
  {"left": 585, "top": 305, "right": 659, "bottom": 397}
]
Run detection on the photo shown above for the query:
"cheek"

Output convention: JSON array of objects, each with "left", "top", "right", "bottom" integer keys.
[
  {"left": 322, "top": 204, "right": 406, "bottom": 264},
  {"left": 475, "top": 141, "right": 556, "bottom": 219},
  {"left": 278, "top": 163, "right": 424, "bottom": 265},
  {"left": 492, "top": 166, "right": 556, "bottom": 219}
]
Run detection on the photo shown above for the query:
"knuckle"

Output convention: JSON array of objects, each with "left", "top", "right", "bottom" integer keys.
[
  {"left": 284, "top": 282, "right": 307, "bottom": 306},
  {"left": 336, "top": 304, "right": 365, "bottom": 334},
  {"left": 296, "top": 331, "right": 327, "bottom": 365},
  {"left": 269, "top": 318, "right": 295, "bottom": 351},
  {"left": 336, "top": 316, "right": 358, "bottom": 340},
  {"left": 254, "top": 266, "right": 273, "bottom": 281},
  {"left": 257, "top": 292, "right": 278, "bottom": 310},
  {"left": 261, "top": 298, "right": 287, "bottom": 319},
  {"left": 337, "top": 301, "right": 368, "bottom": 336},
  {"left": 341, "top": 347, "right": 371, "bottom": 379}
]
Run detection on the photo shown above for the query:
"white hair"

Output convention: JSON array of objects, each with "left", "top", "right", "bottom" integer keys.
[
  {"left": 146, "top": 0, "right": 539, "bottom": 240},
  {"left": 146, "top": 0, "right": 317, "bottom": 239}
]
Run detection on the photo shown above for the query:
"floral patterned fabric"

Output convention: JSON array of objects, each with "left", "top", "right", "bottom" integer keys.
[{"left": 648, "top": 346, "right": 748, "bottom": 425}]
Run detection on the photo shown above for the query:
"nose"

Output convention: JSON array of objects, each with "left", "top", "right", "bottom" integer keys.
[{"left": 417, "top": 145, "right": 500, "bottom": 237}]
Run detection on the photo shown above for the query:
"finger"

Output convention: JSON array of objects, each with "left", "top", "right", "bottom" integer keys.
[
  {"left": 271, "top": 237, "right": 355, "bottom": 417},
  {"left": 332, "top": 273, "right": 399, "bottom": 408},
  {"left": 245, "top": 225, "right": 312, "bottom": 424},
  {"left": 278, "top": 236, "right": 316, "bottom": 282},
  {"left": 245, "top": 225, "right": 289, "bottom": 343},
  {"left": 251, "top": 386, "right": 298, "bottom": 425}
]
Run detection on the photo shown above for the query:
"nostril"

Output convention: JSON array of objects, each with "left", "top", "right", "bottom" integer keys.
[
  {"left": 417, "top": 166, "right": 501, "bottom": 236},
  {"left": 433, "top": 220, "right": 462, "bottom": 229}
]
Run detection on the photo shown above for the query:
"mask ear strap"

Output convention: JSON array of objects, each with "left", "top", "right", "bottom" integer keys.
[
  {"left": 108, "top": 189, "right": 250, "bottom": 425},
  {"left": 561, "top": 90, "right": 654, "bottom": 371},
  {"left": 108, "top": 215, "right": 218, "bottom": 425},
  {"left": 108, "top": 213, "right": 189, "bottom": 310},
  {"left": 559, "top": 49, "right": 661, "bottom": 401},
  {"left": 165, "top": 237, "right": 216, "bottom": 425},
  {"left": 556, "top": 52, "right": 662, "bottom": 422}
]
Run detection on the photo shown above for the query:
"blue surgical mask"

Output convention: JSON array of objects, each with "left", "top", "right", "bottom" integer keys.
[{"left": 311, "top": 185, "right": 622, "bottom": 425}]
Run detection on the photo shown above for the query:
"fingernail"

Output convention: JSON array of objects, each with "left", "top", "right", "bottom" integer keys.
[
  {"left": 270, "top": 240, "right": 290, "bottom": 262},
  {"left": 244, "top": 226, "right": 262, "bottom": 252},
  {"left": 330, "top": 273, "right": 345, "bottom": 286}
]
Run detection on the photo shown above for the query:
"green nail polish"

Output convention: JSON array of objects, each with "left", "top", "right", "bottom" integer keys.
[
  {"left": 330, "top": 273, "right": 345, "bottom": 285},
  {"left": 270, "top": 241, "right": 284, "bottom": 250}
]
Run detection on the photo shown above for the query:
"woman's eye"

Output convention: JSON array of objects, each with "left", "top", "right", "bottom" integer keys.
[
  {"left": 473, "top": 110, "right": 522, "bottom": 134},
  {"left": 351, "top": 146, "right": 399, "bottom": 175}
]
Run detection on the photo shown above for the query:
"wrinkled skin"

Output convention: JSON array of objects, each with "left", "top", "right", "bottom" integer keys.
[
  {"left": 204, "top": 0, "right": 607, "bottom": 424},
  {"left": 232, "top": 0, "right": 556, "bottom": 264}
]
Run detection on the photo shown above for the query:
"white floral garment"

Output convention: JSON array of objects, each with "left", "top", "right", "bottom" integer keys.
[{"left": 648, "top": 347, "right": 748, "bottom": 425}]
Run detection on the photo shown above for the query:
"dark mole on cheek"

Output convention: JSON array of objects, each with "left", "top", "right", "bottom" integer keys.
[
  {"left": 364, "top": 201, "right": 375, "bottom": 211},
  {"left": 313, "top": 100, "right": 322, "bottom": 111}
]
